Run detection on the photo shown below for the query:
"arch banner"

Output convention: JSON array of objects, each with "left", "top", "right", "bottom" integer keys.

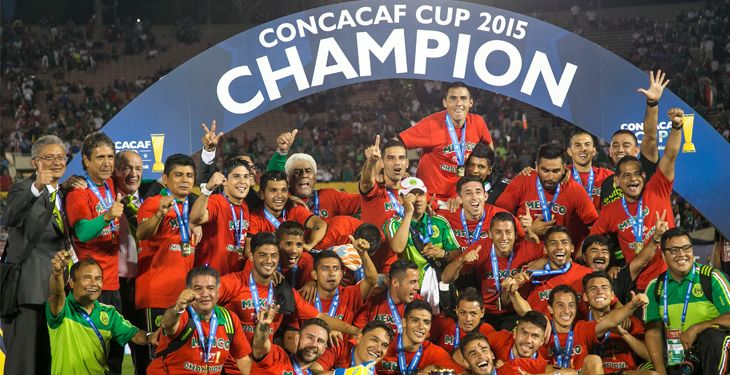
[{"left": 65, "top": 0, "right": 730, "bottom": 237}]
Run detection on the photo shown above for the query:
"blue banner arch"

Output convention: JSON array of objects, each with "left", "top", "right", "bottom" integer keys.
[{"left": 65, "top": 0, "right": 730, "bottom": 237}]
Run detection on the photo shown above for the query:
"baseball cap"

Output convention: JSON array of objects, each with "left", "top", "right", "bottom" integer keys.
[{"left": 399, "top": 177, "right": 428, "bottom": 196}]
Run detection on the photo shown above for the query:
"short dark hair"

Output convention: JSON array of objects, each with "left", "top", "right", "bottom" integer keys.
[
  {"left": 443, "top": 81, "right": 472, "bottom": 99},
  {"left": 275, "top": 221, "right": 305, "bottom": 243},
  {"left": 81, "top": 132, "right": 115, "bottom": 170},
  {"left": 545, "top": 225, "right": 572, "bottom": 243},
  {"left": 382, "top": 138, "right": 406, "bottom": 155},
  {"left": 489, "top": 212, "right": 516, "bottom": 231},
  {"left": 300, "top": 318, "right": 331, "bottom": 335},
  {"left": 163, "top": 153, "right": 196, "bottom": 175},
  {"left": 536, "top": 143, "right": 565, "bottom": 164},
  {"left": 224, "top": 156, "right": 252, "bottom": 177},
  {"left": 568, "top": 130, "right": 596, "bottom": 146},
  {"left": 456, "top": 287, "right": 483, "bottom": 308},
  {"left": 260, "top": 170, "right": 288, "bottom": 192},
  {"left": 516, "top": 311, "right": 548, "bottom": 332},
  {"left": 582, "top": 271, "right": 613, "bottom": 291},
  {"left": 611, "top": 130, "right": 638, "bottom": 146},
  {"left": 459, "top": 332, "right": 490, "bottom": 357},
  {"left": 251, "top": 232, "right": 278, "bottom": 254},
  {"left": 186, "top": 265, "right": 221, "bottom": 288},
  {"left": 456, "top": 176, "right": 484, "bottom": 195},
  {"left": 70, "top": 257, "right": 102, "bottom": 282},
  {"left": 404, "top": 300, "right": 432, "bottom": 320},
  {"left": 466, "top": 143, "right": 494, "bottom": 167},
  {"left": 616, "top": 155, "right": 643, "bottom": 174},
  {"left": 354, "top": 223, "right": 382, "bottom": 254},
  {"left": 661, "top": 227, "right": 691, "bottom": 250},
  {"left": 361, "top": 320, "right": 395, "bottom": 342},
  {"left": 581, "top": 235, "right": 611, "bottom": 255},
  {"left": 314, "top": 250, "right": 343, "bottom": 269},
  {"left": 389, "top": 259, "right": 419, "bottom": 280},
  {"left": 548, "top": 285, "right": 579, "bottom": 306}
]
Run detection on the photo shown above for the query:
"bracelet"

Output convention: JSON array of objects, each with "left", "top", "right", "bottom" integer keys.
[
  {"left": 175, "top": 305, "right": 185, "bottom": 314},
  {"left": 646, "top": 100, "right": 658, "bottom": 107},
  {"left": 652, "top": 236, "right": 661, "bottom": 244},
  {"left": 146, "top": 331, "right": 154, "bottom": 344},
  {"left": 672, "top": 123, "right": 683, "bottom": 130},
  {"left": 203, "top": 146, "right": 216, "bottom": 152},
  {"left": 199, "top": 183, "right": 214, "bottom": 197}
]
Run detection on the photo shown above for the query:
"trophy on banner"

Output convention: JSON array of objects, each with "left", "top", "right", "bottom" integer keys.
[
  {"left": 681, "top": 114, "right": 696, "bottom": 153},
  {"left": 151, "top": 134, "right": 166, "bottom": 172}
]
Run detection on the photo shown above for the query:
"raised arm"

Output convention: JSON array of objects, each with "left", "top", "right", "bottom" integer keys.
[
  {"left": 636, "top": 70, "right": 669, "bottom": 163},
  {"left": 197, "top": 120, "right": 224, "bottom": 185},
  {"left": 629, "top": 210, "right": 668, "bottom": 280},
  {"left": 441, "top": 247, "right": 479, "bottom": 283},
  {"left": 352, "top": 235, "right": 379, "bottom": 300},
  {"left": 48, "top": 250, "right": 71, "bottom": 316},
  {"left": 137, "top": 195, "right": 174, "bottom": 240},
  {"left": 304, "top": 215, "right": 328, "bottom": 251},
  {"left": 658, "top": 108, "right": 684, "bottom": 181},
  {"left": 387, "top": 194, "right": 414, "bottom": 254},
  {"left": 252, "top": 302, "right": 280, "bottom": 360},
  {"left": 595, "top": 291, "right": 648, "bottom": 336},
  {"left": 160, "top": 289, "right": 198, "bottom": 336},
  {"left": 359, "top": 135, "right": 380, "bottom": 194},
  {"left": 189, "top": 172, "right": 226, "bottom": 225}
]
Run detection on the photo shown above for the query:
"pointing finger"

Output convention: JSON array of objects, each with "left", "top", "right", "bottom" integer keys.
[{"left": 374, "top": 134, "right": 380, "bottom": 148}]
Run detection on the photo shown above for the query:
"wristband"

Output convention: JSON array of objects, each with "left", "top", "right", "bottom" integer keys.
[
  {"left": 200, "top": 183, "right": 214, "bottom": 197},
  {"left": 672, "top": 123, "right": 683, "bottom": 130},
  {"left": 646, "top": 100, "right": 658, "bottom": 107},
  {"left": 652, "top": 236, "right": 661, "bottom": 244}
]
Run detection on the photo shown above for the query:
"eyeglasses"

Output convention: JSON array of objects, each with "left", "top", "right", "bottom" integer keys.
[
  {"left": 36, "top": 154, "right": 68, "bottom": 163},
  {"left": 664, "top": 244, "right": 693, "bottom": 256}
]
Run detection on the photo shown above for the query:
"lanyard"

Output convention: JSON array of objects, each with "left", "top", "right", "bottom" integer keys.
[
  {"left": 445, "top": 114, "right": 467, "bottom": 167},
  {"left": 249, "top": 273, "right": 275, "bottom": 317},
  {"left": 572, "top": 167, "right": 595, "bottom": 196},
  {"left": 85, "top": 176, "right": 117, "bottom": 232},
  {"left": 535, "top": 177, "right": 561, "bottom": 222},
  {"left": 588, "top": 310, "right": 611, "bottom": 342},
  {"left": 386, "top": 191, "right": 404, "bottom": 218},
  {"left": 461, "top": 209, "right": 485, "bottom": 245},
  {"left": 291, "top": 354, "right": 312, "bottom": 375},
  {"left": 413, "top": 215, "right": 433, "bottom": 244},
  {"left": 491, "top": 245, "right": 515, "bottom": 293},
  {"left": 530, "top": 262, "right": 572, "bottom": 284},
  {"left": 397, "top": 334, "right": 423, "bottom": 375},
  {"left": 509, "top": 346, "right": 538, "bottom": 360},
  {"left": 189, "top": 307, "right": 218, "bottom": 363},
  {"left": 620, "top": 197, "right": 644, "bottom": 245},
  {"left": 263, "top": 207, "right": 285, "bottom": 229},
  {"left": 308, "top": 190, "right": 320, "bottom": 216},
  {"left": 351, "top": 347, "right": 357, "bottom": 367},
  {"left": 663, "top": 266, "right": 696, "bottom": 330},
  {"left": 552, "top": 322, "right": 574, "bottom": 368},
  {"left": 314, "top": 288, "right": 340, "bottom": 317},
  {"left": 74, "top": 305, "right": 106, "bottom": 355},
  {"left": 386, "top": 292, "right": 404, "bottom": 334},
  {"left": 453, "top": 324, "right": 461, "bottom": 349},
  {"left": 226, "top": 196, "right": 246, "bottom": 247},
  {"left": 166, "top": 189, "right": 190, "bottom": 244}
]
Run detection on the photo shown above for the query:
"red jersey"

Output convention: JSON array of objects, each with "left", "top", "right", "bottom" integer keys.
[
  {"left": 487, "top": 331, "right": 551, "bottom": 373},
  {"left": 248, "top": 204, "right": 314, "bottom": 235},
  {"left": 567, "top": 165, "right": 614, "bottom": 211},
  {"left": 318, "top": 216, "right": 365, "bottom": 250},
  {"left": 436, "top": 205, "right": 524, "bottom": 248},
  {"left": 308, "top": 285, "right": 364, "bottom": 325},
  {"left": 250, "top": 344, "right": 302, "bottom": 375},
  {"left": 430, "top": 315, "right": 496, "bottom": 353},
  {"left": 360, "top": 183, "right": 401, "bottom": 232},
  {"left": 195, "top": 194, "right": 248, "bottom": 275},
  {"left": 147, "top": 306, "right": 251, "bottom": 375},
  {"left": 521, "top": 262, "right": 593, "bottom": 316},
  {"left": 353, "top": 292, "right": 420, "bottom": 335},
  {"left": 280, "top": 251, "right": 314, "bottom": 290},
  {"left": 595, "top": 314, "right": 644, "bottom": 373},
  {"left": 487, "top": 330, "right": 521, "bottom": 362},
  {"left": 461, "top": 238, "right": 544, "bottom": 315},
  {"left": 539, "top": 320, "right": 599, "bottom": 370},
  {"left": 497, "top": 358, "right": 550, "bottom": 375},
  {"left": 317, "top": 339, "right": 356, "bottom": 370},
  {"left": 66, "top": 179, "right": 120, "bottom": 290},
  {"left": 136, "top": 195, "right": 195, "bottom": 308},
  {"left": 378, "top": 339, "right": 465, "bottom": 375},
  {"left": 590, "top": 169, "right": 675, "bottom": 290},
  {"left": 494, "top": 173, "right": 598, "bottom": 247},
  {"left": 400, "top": 111, "right": 493, "bottom": 198},
  {"left": 217, "top": 270, "right": 319, "bottom": 343},
  {"left": 302, "top": 188, "right": 360, "bottom": 220}
]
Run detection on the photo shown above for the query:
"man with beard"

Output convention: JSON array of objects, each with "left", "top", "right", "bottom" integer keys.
[
  {"left": 566, "top": 131, "right": 614, "bottom": 211},
  {"left": 353, "top": 259, "right": 420, "bottom": 335},
  {"left": 286, "top": 153, "right": 360, "bottom": 220},
  {"left": 248, "top": 170, "right": 328, "bottom": 252},
  {"left": 378, "top": 300, "right": 465, "bottom": 375},
  {"left": 190, "top": 158, "right": 254, "bottom": 275},
  {"left": 251, "top": 302, "right": 331, "bottom": 375},
  {"left": 275, "top": 221, "right": 314, "bottom": 289},
  {"left": 442, "top": 213, "right": 543, "bottom": 330},
  {"left": 486, "top": 311, "right": 556, "bottom": 373},
  {"left": 47, "top": 251, "right": 153, "bottom": 374},
  {"left": 311, "top": 320, "right": 395, "bottom": 372},
  {"left": 147, "top": 266, "right": 251, "bottom": 374},
  {"left": 495, "top": 143, "right": 598, "bottom": 248},
  {"left": 582, "top": 272, "right": 653, "bottom": 374},
  {"left": 590, "top": 108, "right": 684, "bottom": 291},
  {"left": 398, "top": 82, "right": 494, "bottom": 200}
]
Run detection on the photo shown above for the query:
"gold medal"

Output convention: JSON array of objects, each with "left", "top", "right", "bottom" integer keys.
[
  {"left": 457, "top": 166, "right": 465, "bottom": 177},
  {"left": 635, "top": 241, "right": 644, "bottom": 253},
  {"left": 182, "top": 242, "right": 193, "bottom": 256}
]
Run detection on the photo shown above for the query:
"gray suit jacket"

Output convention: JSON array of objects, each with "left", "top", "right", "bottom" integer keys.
[{"left": 3, "top": 176, "right": 70, "bottom": 305}]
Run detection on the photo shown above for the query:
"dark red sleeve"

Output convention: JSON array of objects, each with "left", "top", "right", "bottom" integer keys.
[
  {"left": 461, "top": 238, "right": 490, "bottom": 274},
  {"left": 293, "top": 289, "right": 320, "bottom": 320},
  {"left": 248, "top": 211, "right": 264, "bottom": 235},
  {"left": 207, "top": 194, "right": 222, "bottom": 222},
  {"left": 399, "top": 117, "right": 435, "bottom": 149},
  {"left": 256, "top": 344, "right": 287, "bottom": 370},
  {"left": 332, "top": 190, "right": 361, "bottom": 216},
  {"left": 65, "top": 188, "right": 93, "bottom": 227},
  {"left": 589, "top": 207, "right": 613, "bottom": 236},
  {"left": 292, "top": 205, "right": 315, "bottom": 227},
  {"left": 353, "top": 301, "right": 372, "bottom": 329},
  {"left": 570, "top": 183, "right": 599, "bottom": 225},
  {"left": 494, "top": 176, "right": 525, "bottom": 213},
  {"left": 423, "top": 343, "right": 465, "bottom": 373},
  {"left": 229, "top": 312, "right": 252, "bottom": 359},
  {"left": 137, "top": 196, "right": 158, "bottom": 222},
  {"left": 315, "top": 342, "right": 346, "bottom": 370},
  {"left": 218, "top": 272, "right": 241, "bottom": 306}
]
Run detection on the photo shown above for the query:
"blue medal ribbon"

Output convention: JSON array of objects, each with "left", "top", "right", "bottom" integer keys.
[
  {"left": 509, "top": 346, "right": 538, "bottom": 360},
  {"left": 445, "top": 114, "right": 467, "bottom": 168},
  {"left": 85, "top": 176, "right": 117, "bottom": 232},
  {"left": 165, "top": 189, "right": 190, "bottom": 244},
  {"left": 572, "top": 167, "right": 595, "bottom": 196},
  {"left": 535, "top": 177, "right": 561, "bottom": 222},
  {"left": 397, "top": 334, "right": 423, "bottom": 375},
  {"left": 552, "top": 322, "right": 574, "bottom": 369},
  {"left": 263, "top": 207, "right": 285, "bottom": 229},
  {"left": 414, "top": 215, "right": 433, "bottom": 244},
  {"left": 588, "top": 310, "right": 611, "bottom": 343},
  {"left": 386, "top": 191, "right": 404, "bottom": 218},
  {"left": 309, "top": 190, "right": 320, "bottom": 216},
  {"left": 291, "top": 353, "right": 313, "bottom": 375},
  {"left": 620, "top": 197, "right": 644, "bottom": 247},
  {"left": 453, "top": 324, "right": 461, "bottom": 349},
  {"left": 249, "top": 273, "right": 275, "bottom": 317},
  {"left": 530, "top": 262, "right": 572, "bottom": 284},
  {"left": 314, "top": 288, "right": 340, "bottom": 317},
  {"left": 461, "top": 209, "right": 485, "bottom": 245},
  {"left": 663, "top": 265, "right": 696, "bottom": 330},
  {"left": 226, "top": 195, "right": 246, "bottom": 248},
  {"left": 189, "top": 306, "right": 218, "bottom": 364},
  {"left": 491, "top": 244, "right": 515, "bottom": 294},
  {"left": 73, "top": 305, "right": 106, "bottom": 355},
  {"left": 386, "top": 292, "right": 404, "bottom": 334}
]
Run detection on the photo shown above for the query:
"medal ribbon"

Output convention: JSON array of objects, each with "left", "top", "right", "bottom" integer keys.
[
  {"left": 461, "top": 209, "right": 485, "bottom": 245},
  {"left": 314, "top": 288, "right": 340, "bottom": 317},
  {"left": 535, "top": 177, "right": 561, "bottom": 222},
  {"left": 530, "top": 262, "right": 572, "bottom": 284},
  {"left": 263, "top": 207, "right": 285, "bottom": 229},
  {"left": 414, "top": 215, "right": 433, "bottom": 244},
  {"left": 165, "top": 189, "right": 190, "bottom": 245},
  {"left": 572, "top": 167, "right": 595, "bottom": 195},
  {"left": 396, "top": 334, "right": 423, "bottom": 375},
  {"left": 621, "top": 197, "right": 645, "bottom": 248},
  {"left": 491, "top": 244, "right": 515, "bottom": 293},
  {"left": 85, "top": 176, "right": 117, "bottom": 232},
  {"left": 552, "top": 321, "right": 574, "bottom": 369},
  {"left": 291, "top": 354, "right": 313, "bottom": 375},
  {"left": 189, "top": 306, "right": 218, "bottom": 364},
  {"left": 386, "top": 191, "right": 404, "bottom": 218},
  {"left": 445, "top": 114, "right": 467, "bottom": 168},
  {"left": 226, "top": 196, "right": 246, "bottom": 248},
  {"left": 386, "top": 292, "right": 404, "bottom": 334},
  {"left": 663, "top": 265, "right": 696, "bottom": 330},
  {"left": 249, "top": 273, "right": 275, "bottom": 317},
  {"left": 73, "top": 305, "right": 106, "bottom": 355}
]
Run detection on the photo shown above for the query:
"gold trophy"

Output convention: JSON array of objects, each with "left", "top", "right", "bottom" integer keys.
[
  {"left": 681, "top": 114, "right": 696, "bottom": 153},
  {"left": 150, "top": 134, "right": 165, "bottom": 172}
]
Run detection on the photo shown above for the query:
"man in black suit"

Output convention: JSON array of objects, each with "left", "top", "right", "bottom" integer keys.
[{"left": 2, "top": 135, "right": 72, "bottom": 374}]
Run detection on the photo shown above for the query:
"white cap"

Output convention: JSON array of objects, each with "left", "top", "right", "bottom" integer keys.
[{"left": 399, "top": 177, "right": 427, "bottom": 196}]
